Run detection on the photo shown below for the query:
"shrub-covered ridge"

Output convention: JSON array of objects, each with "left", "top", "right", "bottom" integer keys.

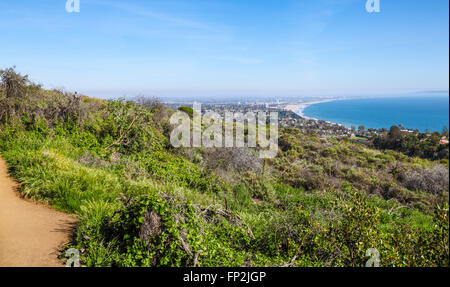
[{"left": 0, "top": 68, "right": 448, "bottom": 267}]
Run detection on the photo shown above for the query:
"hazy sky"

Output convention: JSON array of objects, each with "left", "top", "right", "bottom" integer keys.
[{"left": 0, "top": 0, "right": 448, "bottom": 98}]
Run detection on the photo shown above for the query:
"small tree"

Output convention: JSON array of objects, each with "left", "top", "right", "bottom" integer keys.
[
  {"left": 0, "top": 67, "right": 30, "bottom": 122},
  {"left": 443, "top": 126, "right": 449, "bottom": 137},
  {"left": 389, "top": 125, "right": 402, "bottom": 138},
  {"left": 0, "top": 66, "right": 29, "bottom": 99}
]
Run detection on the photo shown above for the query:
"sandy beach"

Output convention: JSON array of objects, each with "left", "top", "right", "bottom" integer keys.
[{"left": 284, "top": 99, "right": 336, "bottom": 119}]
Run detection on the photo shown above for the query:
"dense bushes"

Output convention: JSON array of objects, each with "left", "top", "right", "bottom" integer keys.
[
  {"left": 402, "top": 164, "right": 449, "bottom": 195},
  {"left": 372, "top": 126, "right": 449, "bottom": 160},
  {"left": 274, "top": 128, "right": 449, "bottom": 210}
]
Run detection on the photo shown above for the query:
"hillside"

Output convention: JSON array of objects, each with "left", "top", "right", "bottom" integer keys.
[{"left": 0, "top": 68, "right": 448, "bottom": 267}]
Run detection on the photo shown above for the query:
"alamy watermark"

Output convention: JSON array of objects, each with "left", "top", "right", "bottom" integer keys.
[
  {"left": 170, "top": 103, "right": 278, "bottom": 159},
  {"left": 365, "top": 248, "right": 381, "bottom": 267},
  {"left": 66, "top": 0, "right": 80, "bottom": 13},
  {"left": 65, "top": 248, "right": 80, "bottom": 267},
  {"left": 366, "top": 0, "right": 380, "bottom": 13}
]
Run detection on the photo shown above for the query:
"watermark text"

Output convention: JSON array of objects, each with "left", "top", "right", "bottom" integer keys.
[{"left": 66, "top": 0, "right": 80, "bottom": 13}]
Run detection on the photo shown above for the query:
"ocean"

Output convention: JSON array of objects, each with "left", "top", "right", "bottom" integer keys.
[{"left": 301, "top": 95, "right": 450, "bottom": 133}]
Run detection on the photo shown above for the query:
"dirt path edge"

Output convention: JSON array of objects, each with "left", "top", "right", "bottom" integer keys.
[{"left": 0, "top": 156, "right": 77, "bottom": 267}]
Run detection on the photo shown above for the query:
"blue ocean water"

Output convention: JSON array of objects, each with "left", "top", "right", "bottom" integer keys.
[{"left": 302, "top": 95, "right": 449, "bottom": 133}]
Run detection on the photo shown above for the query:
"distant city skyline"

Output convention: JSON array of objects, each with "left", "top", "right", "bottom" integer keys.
[{"left": 0, "top": 0, "right": 448, "bottom": 99}]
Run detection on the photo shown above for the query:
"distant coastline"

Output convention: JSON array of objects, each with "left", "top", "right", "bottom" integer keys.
[
  {"left": 299, "top": 95, "right": 449, "bottom": 133},
  {"left": 284, "top": 99, "right": 336, "bottom": 120}
]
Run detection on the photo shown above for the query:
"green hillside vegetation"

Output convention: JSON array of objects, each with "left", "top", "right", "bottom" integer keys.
[
  {"left": 371, "top": 125, "right": 449, "bottom": 161},
  {"left": 0, "top": 68, "right": 448, "bottom": 267}
]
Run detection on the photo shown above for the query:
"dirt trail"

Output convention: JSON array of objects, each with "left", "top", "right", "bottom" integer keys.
[{"left": 0, "top": 157, "right": 76, "bottom": 267}]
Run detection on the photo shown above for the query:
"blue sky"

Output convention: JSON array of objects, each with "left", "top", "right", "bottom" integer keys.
[{"left": 0, "top": 0, "right": 448, "bottom": 99}]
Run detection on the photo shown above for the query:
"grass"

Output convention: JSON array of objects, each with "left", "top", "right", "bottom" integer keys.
[{"left": 1, "top": 124, "right": 447, "bottom": 267}]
